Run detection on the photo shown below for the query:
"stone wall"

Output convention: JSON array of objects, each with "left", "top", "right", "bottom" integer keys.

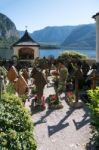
[
  {"left": 85, "top": 58, "right": 96, "bottom": 66},
  {"left": 0, "top": 48, "right": 13, "bottom": 59}
]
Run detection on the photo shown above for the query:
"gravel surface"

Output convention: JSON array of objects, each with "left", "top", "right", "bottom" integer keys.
[{"left": 26, "top": 76, "right": 92, "bottom": 150}]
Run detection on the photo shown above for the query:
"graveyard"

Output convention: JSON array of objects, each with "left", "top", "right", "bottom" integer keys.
[
  {"left": 0, "top": 51, "right": 99, "bottom": 150},
  {"left": 0, "top": 13, "right": 99, "bottom": 149}
]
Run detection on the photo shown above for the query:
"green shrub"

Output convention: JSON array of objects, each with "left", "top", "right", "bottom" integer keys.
[
  {"left": 0, "top": 93, "right": 37, "bottom": 150},
  {"left": 59, "top": 50, "right": 88, "bottom": 59},
  {"left": 6, "top": 82, "right": 16, "bottom": 94},
  {"left": 0, "top": 66, "right": 7, "bottom": 77},
  {"left": 87, "top": 87, "right": 99, "bottom": 146}
]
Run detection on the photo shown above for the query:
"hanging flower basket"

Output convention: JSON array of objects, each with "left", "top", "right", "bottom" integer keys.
[{"left": 47, "top": 94, "right": 63, "bottom": 109}]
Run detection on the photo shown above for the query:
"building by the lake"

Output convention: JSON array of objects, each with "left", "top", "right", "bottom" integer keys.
[
  {"left": 12, "top": 30, "right": 40, "bottom": 60},
  {"left": 0, "top": 30, "right": 40, "bottom": 61}
]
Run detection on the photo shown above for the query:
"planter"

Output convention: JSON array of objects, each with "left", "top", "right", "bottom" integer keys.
[
  {"left": 72, "top": 101, "right": 84, "bottom": 109},
  {"left": 66, "top": 91, "right": 76, "bottom": 105},
  {"left": 31, "top": 95, "right": 46, "bottom": 113},
  {"left": 33, "top": 104, "right": 46, "bottom": 111},
  {"left": 31, "top": 104, "right": 46, "bottom": 114},
  {"left": 66, "top": 91, "right": 84, "bottom": 108},
  {"left": 48, "top": 104, "right": 63, "bottom": 110},
  {"left": 47, "top": 94, "right": 63, "bottom": 110}
]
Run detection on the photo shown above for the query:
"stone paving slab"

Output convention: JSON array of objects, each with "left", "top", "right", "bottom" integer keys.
[{"left": 25, "top": 76, "right": 92, "bottom": 150}]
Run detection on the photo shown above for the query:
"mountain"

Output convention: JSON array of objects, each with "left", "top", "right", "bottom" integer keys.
[
  {"left": 31, "top": 26, "right": 75, "bottom": 45},
  {"left": 18, "top": 24, "right": 96, "bottom": 50},
  {"left": 0, "top": 13, "right": 95, "bottom": 50},
  {"left": 62, "top": 24, "right": 96, "bottom": 49},
  {"left": 0, "top": 13, "right": 19, "bottom": 48},
  {"left": 18, "top": 30, "right": 24, "bottom": 37}
]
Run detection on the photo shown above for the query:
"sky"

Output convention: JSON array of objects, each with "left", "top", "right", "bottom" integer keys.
[{"left": 0, "top": 0, "right": 99, "bottom": 32}]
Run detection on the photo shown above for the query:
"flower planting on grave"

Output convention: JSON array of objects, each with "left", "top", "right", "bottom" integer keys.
[
  {"left": 66, "top": 91, "right": 76, "bottom": 105},
  {"left": 46, "top": 94, "right": 63, "bottom": 109},
  {"left": 31, "top": 95, "right": 46, "bottom": 111}
]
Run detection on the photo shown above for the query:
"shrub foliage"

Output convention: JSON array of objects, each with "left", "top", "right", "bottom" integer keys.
[
  {"left": 59, "top": 50, "right": 88, "bottom": 59},
  {"left": 0, "top": 93, "right": 37, "bottom": 150},
  {"left": 87, "top": 87, "right": 99, "bottom": 146}
]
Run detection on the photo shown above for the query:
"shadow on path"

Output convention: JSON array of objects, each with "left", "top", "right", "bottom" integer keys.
[
  {"left": 73, "top": 106, "right": 91, "bottom": 130},
  {"left": 48, "top": 107, "right": 74, "bottom": 136},
  {"left": 34, "top": 109, "right": 54, "bottom": 126},
  {"left": 48, "top": 122, "right": 69, "bottom": 137}
]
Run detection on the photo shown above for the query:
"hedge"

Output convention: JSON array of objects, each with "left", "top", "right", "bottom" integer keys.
[
  {"left": 87, "top": 87, "right": 99, "bottom": 147},
  {"left": 0, "top": 93, "right": 37, "bottom": 150}
]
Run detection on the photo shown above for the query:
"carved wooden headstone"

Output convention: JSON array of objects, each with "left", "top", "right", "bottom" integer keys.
[
  {"left": 74, "top": 68, "right": 84, "bottom": 102},
  {"left": 14, "top": 75, "right": 28, "bottom": 95},
  {"left": 22, "top": 69, "right": 29, "bottom": 83},
  {"left": 7, "top": 66, "right": 18, "bottom": 82},
  {"left": 31, "top": 67, "right": 47, "bottom": 99}
]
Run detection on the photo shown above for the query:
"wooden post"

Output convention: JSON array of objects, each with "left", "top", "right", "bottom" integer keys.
[
  {"left": 92, "top": 75, "right": 99, "bottom": 90},
  {"left": 73, "top": 68, "right": 84, "bottom": 108},
  {"left": 0, "top": 76, "right": 3, "bottom": 99},
  {"left": 75, "top": 77, "right": 79, "bottom": 102},
  {"left": 74, "top": 68, "right": 81, "bottom": 103}
]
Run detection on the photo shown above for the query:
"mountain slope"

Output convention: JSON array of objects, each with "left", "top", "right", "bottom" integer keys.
[
  {"left": 18, "top": 23, "right": 96, "bottom": 50},
  {"left": 62, "top": 24, "right": 96, "bottom": 49},
  {"left": 31, "top": 26, "right": 75, "bottom": 44},
  {"left": 0, "top": 13, "right": 19, "bottom": 48}
]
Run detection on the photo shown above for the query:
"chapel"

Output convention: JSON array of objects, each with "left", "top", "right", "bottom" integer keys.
[{"left": 12, "top": 30, "right": 40, "bottom": 61}]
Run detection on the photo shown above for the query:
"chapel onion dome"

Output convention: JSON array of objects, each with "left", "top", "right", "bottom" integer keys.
[{"left": 12, "top": 30, "right": 40, "bottom": 47}]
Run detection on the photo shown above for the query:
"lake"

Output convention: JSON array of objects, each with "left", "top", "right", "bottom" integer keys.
[{"left": 40, "top": 48, "right": 96, "bottom": 58}]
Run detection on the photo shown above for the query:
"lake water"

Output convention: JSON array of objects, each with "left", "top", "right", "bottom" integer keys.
[{"left": 40, "top": 48, "right": 96, "bottom": 58}]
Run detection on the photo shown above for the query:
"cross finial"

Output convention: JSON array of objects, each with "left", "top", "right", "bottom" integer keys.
[{"left": 25, "top": 26, "right": 28, "bottom": 30}]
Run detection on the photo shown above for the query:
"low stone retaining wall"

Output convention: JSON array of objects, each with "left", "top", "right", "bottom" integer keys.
[{"left": 84, "top": 58, "right": 96, "bottom": 66}]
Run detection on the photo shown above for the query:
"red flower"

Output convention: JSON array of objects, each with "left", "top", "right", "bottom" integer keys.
[
  {"left": 52, "top": 70, "right": 59, "bottom": 76},
  {"left": 67, "top": 91, "right": 73, "bottom": 97},
  {"left": 50, "top": 95, "right": 58, "bottom": 101},
  {"left": 34, "top": 95, "right": 38, "bottom": 102}
]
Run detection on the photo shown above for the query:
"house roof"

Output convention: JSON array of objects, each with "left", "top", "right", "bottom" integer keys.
[{"left": 12, "top": 30, "right": 40, "bottom": 47}]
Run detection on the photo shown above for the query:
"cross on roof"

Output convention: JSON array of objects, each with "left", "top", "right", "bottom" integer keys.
[{"left": 25, "top": 26, "right": 28, "bottom": 30}]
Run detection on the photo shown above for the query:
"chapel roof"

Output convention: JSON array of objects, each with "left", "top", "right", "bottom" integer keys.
[{"left": 12, "top": 30, "right": 40, "bottom": 47}]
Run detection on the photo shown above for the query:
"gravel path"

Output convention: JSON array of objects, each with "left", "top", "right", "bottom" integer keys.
[{"left": 26, "top": 77, "right": 92, "bottom": 150}]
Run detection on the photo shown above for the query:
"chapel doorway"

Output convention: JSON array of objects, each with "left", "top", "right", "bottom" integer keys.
[{"left": 19, "top": 48, "right": 34, "bottom": 59}]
